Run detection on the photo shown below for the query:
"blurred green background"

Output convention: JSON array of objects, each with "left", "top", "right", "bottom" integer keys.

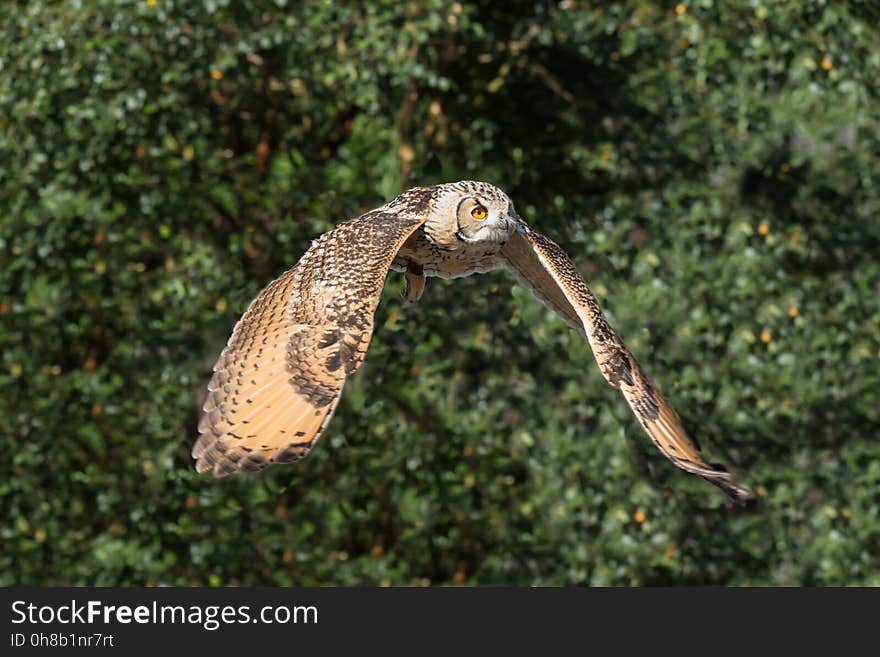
[{"left": 2, "top": 0, "right": 879, "bottom": 586}]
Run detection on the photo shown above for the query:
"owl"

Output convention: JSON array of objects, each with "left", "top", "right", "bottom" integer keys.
[{"left": 194, "top": 181, "right": 752, "bottom": 502}]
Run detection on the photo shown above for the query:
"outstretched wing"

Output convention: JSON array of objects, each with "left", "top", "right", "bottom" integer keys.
[
  {"left": 501, "top": 222, "right": 753, "bottom": 502},
  {"left": 193, "top": 210, "right": 427, "bottom": 476}
]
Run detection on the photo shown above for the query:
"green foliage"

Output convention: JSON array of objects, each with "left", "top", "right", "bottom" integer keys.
[{"left": 2, "top": 0, "right": 878, "bottom": 586}]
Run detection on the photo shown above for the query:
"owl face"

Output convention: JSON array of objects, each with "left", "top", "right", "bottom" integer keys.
[{"left": 434, "top": 180, "right": 518, "bottom": 245}]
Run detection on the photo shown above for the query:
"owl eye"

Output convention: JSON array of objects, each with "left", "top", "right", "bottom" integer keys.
[{"left": 471, "top": 205, "right": 488, "bottom": 220}]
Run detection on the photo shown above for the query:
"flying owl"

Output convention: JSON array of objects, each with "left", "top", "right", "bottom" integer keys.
[{"left": 194, "top": 181, "right": 752, "bottom": 502}]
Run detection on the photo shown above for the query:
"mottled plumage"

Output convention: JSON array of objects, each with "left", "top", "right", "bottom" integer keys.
[{"left": 195, "top": 181, "right": 752, "bottom": 502}]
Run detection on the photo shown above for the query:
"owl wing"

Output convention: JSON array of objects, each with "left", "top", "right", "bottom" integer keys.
[
  {"left": 501, "top": 222, "right": 753, "bottom": 502},
  {"left": 193, "top": 210, "right": 427, "bottom": 477}
]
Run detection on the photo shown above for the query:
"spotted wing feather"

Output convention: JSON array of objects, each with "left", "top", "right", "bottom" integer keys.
[
  {"left": 502, "top": 223, "right": 753, "bottom": 502},
  {"left": 193, "top": 210, "right": 427, "bottom": 476}
]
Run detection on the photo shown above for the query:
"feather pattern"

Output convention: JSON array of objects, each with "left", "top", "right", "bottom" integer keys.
[
  {"left": 193, "top": 208, "right": 429, "bottom": 476},
  {"left": 501, "top": 222, "right": 753, "bottom": 502}
]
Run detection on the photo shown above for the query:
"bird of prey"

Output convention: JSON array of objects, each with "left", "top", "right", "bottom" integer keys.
[{"left": 194, "top": 181, "right": 752, "bottom": 502}]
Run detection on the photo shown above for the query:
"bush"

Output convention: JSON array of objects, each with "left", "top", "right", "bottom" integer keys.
[{"left": 2, "top": 0, "right": 878, "bottom": 585}]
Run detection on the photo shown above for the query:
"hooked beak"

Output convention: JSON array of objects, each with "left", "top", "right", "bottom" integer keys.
[{"left": 506, "top": 210, "right": 526, "bottom": 234}]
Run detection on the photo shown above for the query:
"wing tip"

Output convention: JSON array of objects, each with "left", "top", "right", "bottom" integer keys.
[
  {"left": 700, "top": 467, "right": 756, "bottom": 506},
  {"left": 192, "top": 447, "right": 244, "bottom": 478}
]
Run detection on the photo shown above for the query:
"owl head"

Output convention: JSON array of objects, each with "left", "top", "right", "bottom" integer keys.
[{"left": 431, "top": 180, "right": 519, "bottom": 244}]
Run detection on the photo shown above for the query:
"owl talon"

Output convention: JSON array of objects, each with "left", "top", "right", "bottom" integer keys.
[{"left": 404, "top": 261, "right": 425, "bottom": 303}]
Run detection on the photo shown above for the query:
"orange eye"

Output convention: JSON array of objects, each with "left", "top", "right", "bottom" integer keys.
[{"left": 471, "top": 205, "right": 488, "bottom": 220}]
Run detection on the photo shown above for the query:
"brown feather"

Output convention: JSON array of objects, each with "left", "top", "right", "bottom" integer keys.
[
  {"left": 501, "top": 223, "right": 753, "bottom": 502},
  {"left": 194, "top": 209, "right": 429, "bottom": 476}
]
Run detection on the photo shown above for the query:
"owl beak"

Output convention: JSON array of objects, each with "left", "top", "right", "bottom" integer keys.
[
  {"left": 508, "top": 213, "right": 525, "bottom": 233},
  {"left": 504, "top": 206, "right": 523, "bottom": 233}
]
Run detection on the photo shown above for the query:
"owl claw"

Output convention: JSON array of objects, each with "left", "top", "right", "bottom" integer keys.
[{"left": 404, "top": 261, "right": 425, "bottom": 303}]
